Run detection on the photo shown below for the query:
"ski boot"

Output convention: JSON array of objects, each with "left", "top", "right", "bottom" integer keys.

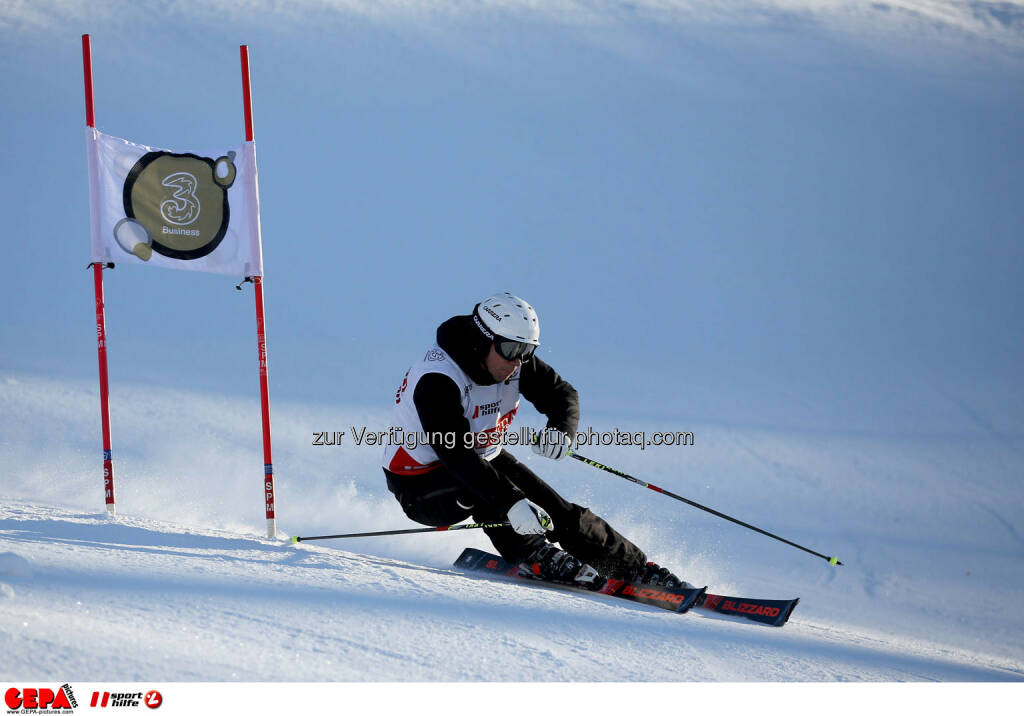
[
  {"left": 632, "top": 561, "right": 694, "bottom": 590},
  {"left": 519, "top": 543, "right": 606, "bottom": 591}
]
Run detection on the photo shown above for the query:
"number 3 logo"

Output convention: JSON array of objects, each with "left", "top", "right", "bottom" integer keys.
[{"left": 160, "top": 172, "right": 201, "bottom": 225}]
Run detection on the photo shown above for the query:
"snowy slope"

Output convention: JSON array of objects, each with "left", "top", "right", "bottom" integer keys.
[
  {"left": 1, "top": 372, "right": 1023, "bottom": 681},
  {"left": 2, "top": 503, "right": 1019, "bottom": 682}
]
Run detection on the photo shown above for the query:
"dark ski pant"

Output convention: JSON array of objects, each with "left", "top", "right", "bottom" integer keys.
[{"left": 384, "top": 450, "right": 647, "bottom": 578}]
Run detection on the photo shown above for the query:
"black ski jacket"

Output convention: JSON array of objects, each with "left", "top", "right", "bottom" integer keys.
[{"left": 395, "top": 314, "right": 580, "bottom": 512}]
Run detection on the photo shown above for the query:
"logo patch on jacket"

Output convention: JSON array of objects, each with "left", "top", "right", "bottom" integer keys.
[{"left": 472, "top": 400, "right": 502, "bottom": 419}]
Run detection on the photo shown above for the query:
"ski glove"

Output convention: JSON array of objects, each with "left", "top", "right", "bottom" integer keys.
[
  {"left": 531, "top": 427, "right": 571, "bottom": 461},
  {"left": 507, "top": 499, "right": 553, "bottom": 536}
]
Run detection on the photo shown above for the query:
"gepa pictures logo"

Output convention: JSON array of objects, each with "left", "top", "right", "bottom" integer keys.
[{"left": 4, "top": 684, "right": 77, "bottom": 712}]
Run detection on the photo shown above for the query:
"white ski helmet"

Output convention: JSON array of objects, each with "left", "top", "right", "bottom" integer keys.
[{"left": 473, "top": 292, "right": 540, "bottom": 359}]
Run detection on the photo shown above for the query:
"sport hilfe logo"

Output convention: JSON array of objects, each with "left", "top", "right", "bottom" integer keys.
[
  {"left": 89, "top": 690, "right": 162, "bottom": 709},
  {"left": 471, "top": 400, "right": 501, "bottom": 419},
  {"left": 4, "top": 685, "right": 78, "bottom": 711}
]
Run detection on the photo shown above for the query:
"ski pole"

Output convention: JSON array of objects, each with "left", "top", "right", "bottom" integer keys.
[
  {"left": 291, "top": 521, "right": 510, "bottom": 543},
  {"left": 569, "top": 451, "right": 842, "bottom": 566}
]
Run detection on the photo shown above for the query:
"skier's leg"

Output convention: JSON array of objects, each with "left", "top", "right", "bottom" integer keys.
[
  {"left": 468, "top": 500, "right": 546, "bottom": 564},
  {"left": 383, "top": 468, "right": 473, "bottom": 527},
  {"left": 386, "top": 467, "right": 545, "bottom": 563},
  {"left": 489, "top": 451, "right": 648, "bottom": 577}
]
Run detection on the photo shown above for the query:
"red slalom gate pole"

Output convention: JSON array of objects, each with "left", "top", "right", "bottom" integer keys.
[
  {"left": 241, "top": 45, "right": 254, "bottom": 142},
  {"left": 253, "top": 276, "right": 276, "bottom": 538},
  {"left": 82, "top": 35, "right": 96, "bottom": 127},
  {"left": 92, "top": 263, "right": 116, "bottom": 516},
  {"left": 83, "top": 33, "right": 116, "bottom": 516},
  {"left": 241, "top": 45, "right": 277, "bottom": 538}
]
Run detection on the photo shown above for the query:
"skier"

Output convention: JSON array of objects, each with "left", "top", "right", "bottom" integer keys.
[{"left": 382, "top": 292, "right": 689, "bottom": 590}]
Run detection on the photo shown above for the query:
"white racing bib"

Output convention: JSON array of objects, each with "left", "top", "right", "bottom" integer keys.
[{"left": 383, "top": 345, "right": 521, "bottom": 475}]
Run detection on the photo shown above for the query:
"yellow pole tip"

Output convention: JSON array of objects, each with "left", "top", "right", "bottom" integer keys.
[
  {"left": 829, "top": 557, "right": 839, "bottom": 566},
  {"left": 291, "top": 536, "right": 299, "bottom": 543}
]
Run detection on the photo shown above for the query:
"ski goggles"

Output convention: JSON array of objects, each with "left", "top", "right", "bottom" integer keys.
[{"left": 494, "top": 337, "right": 536, "bottom": 362}]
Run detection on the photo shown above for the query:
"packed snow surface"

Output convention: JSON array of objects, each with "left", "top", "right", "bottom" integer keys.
[{"left": 1, "top": 372, "right": 1022, "bottom": 681}]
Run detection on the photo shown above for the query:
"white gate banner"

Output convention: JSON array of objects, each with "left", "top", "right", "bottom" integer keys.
[{"left": 86, "top": 128, "right": 264, "bottom": 276}]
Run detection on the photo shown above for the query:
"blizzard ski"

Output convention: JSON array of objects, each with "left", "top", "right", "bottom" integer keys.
[
  {"left": 454, "top": 547, "right": 705, "bottom": 614},
  {"left": 699, "top": 593, "right": 799, "bottom": 627},
  {"left": 454, "top": 548, "right": 799, "bottom": 626}
]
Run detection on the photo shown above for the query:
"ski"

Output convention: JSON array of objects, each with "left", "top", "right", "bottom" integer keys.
[
  {"left": 454, "top": 547, "right": 705, "bottom": 614},
  {"left": 454, "top": 548, "right": 799, "bottom": 626},
  {"left": 699, "top": 592, "right": 799, "bottom": 627}
]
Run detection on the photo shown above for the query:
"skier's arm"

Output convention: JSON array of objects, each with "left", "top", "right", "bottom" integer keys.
[
  {"left": 412, "top": 372, "right": 525, "bottom": 510},
  {"left": 518, "top": 356, "right": 580, "bottom": 442}
]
